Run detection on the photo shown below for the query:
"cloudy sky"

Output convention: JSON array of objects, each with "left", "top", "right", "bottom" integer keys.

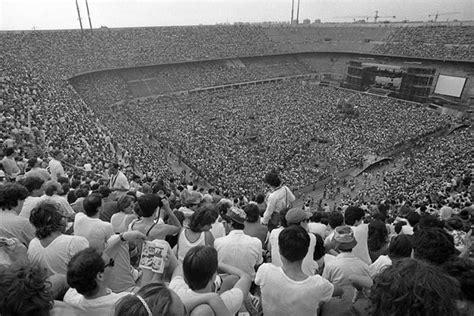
[{"left": 1, "top": 0, "right": 472, "bottom": 30}]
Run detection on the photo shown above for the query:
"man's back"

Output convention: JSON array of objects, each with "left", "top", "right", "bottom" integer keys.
[
  {"left": 215, "top": 230, "right": 263, "bottom": 279},
  {"left": 322, "top": 252, "right": 370, "bottom": 287},
  {"left": 64, "top": 288, "right": 128, "bottom": 316},
  {"left": 256, "top": 263, "right": 333, "bottom": 316},
  {"left": 73, "top": 213, "right": 113, "bottom": 253}
]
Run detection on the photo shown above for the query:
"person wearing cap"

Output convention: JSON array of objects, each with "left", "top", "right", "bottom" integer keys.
[
  {"left": 48, "top": 150, "right": 66, "bottom": 182},
  {"left": 269, "top": 208, "right": 318, "bottom": 276},
  {"left": 256, "top": 226, "right": 342, "bottom": 316},
  {"left": 214, "top": 206, "right": 263, "bottom": 280},
  {"left": 24, "top": 157, "right": 50, "bottom": 182},
  {"left": 322, "top": 226, "right": 371, "bottom": 287}
]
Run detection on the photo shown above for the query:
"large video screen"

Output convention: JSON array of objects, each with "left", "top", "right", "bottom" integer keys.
[{"left": 434, "top": 75, "right": 467, "bottom": 98}]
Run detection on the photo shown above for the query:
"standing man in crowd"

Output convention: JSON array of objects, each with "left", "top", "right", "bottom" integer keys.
[
  {"left": 262, "top": 170, "right": 295, "bottom": 231},
  {"left": 108, "top": 163, "right": 129, "bottom": 200},
  {"left": 48, "top": 150, "right": 66, "bottom": 181}
]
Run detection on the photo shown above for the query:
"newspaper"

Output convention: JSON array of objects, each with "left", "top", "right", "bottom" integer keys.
[{"left": 139, "top": 240, "right": 169, "bottom": 274}]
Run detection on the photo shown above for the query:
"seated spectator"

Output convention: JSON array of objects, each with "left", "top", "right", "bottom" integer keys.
[
  {"left": 130, "top": 193, "right": 181, "bottom": 244},
  {"left": 111, "top": 194, "right": 138, "bottom": 234},
  {"left": 322, "top": 226, "right": 371, "bottom": 287},
  {"left": 441, "top": 257, "right": 474, "bottom": 315},
  {"left": 313, "top": 233, "right": 335, "bottom": 275},
  {"left": 176, "top": 204, "right": 215, "bottom": 262},
  {"left": 0, "top": 182, "right": 35, "bottom": 246},
  {"left": 401, "top": 211, "right": 420, "bottom": 235},
  {"left": 307, "top": 212, "right": 327, "bottom": 238},
  {"left": 169, "top": 245, "right": 251, "bottom": 315},
  {"left": 18, "top": 176, "right": 45, "bottom": 219},
  {"left": 243, "top": 203, "right": 268, "bottom": 245},
  {"left": 215, "top": 206, "right": 263, "bottom": 280},
  {"left": 114, "top": 282, "right": 229, "bottom": 316},
  {"left": 28, "top": 201, "right": 89, "bottom": 276},
  {"left": 0, "top": 237, "right": 28, "bottom": 267},
  {"left": 369, "top": 234, "right": 412, "bottom": 277},
  {"left": 323, "top": 211, "right": 344, "bottom": 251},
  {"left": 367, "top": 219, "right": 389, "bottom": 262},
  {"left": 412, "top": 227, "right": 456, "bottom": 266},
  {"left": 64, "top": 248, "right": 129, "bottom": 315},
  {"left": 1, "top": 147, "right": 20, "bottom": 181},
  {"left": 344, "top": 206, "right": 371, "bottom": 265},
  {"left": 0, "top": 264, "right": 82, "bottom": 316},
  {"left": 41, "top": 180, "right": 75, "bottom": 220},
  {"left": 256, "top": 225, "right": 340, "bottom": 316},
  {"left": 98, "top": 186, "right": 119, "bottom": 222},
  {"left": 369, "top": 258, "right": 461, "bottom": 316},
  {"left": 74, "top": 193, "right": 114, "bottom": 254},
  {"left": 24, "top": 157, "right": 50, "bottom": 182},
  {"left": 70, "top": 188, "right": 89, "bottom": 214}
]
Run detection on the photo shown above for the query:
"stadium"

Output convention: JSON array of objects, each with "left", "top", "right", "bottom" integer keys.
[{"left": 0, "top": 1, "right": 473, "bottom": 315}]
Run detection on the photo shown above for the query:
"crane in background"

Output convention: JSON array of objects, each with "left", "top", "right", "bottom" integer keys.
[
  {"left": 334, "top": 10, "right": 396, "bottom": 23},
  {"left": 428, "top": 12, "right": 460, "bottom": 23}
]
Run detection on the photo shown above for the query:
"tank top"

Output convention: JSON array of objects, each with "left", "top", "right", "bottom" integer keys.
[{"left": 177, "top": 229, "right": 206, "bottom": 262}]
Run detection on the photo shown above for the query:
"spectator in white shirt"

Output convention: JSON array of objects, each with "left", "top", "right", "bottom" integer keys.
[
  {"left": 344, "top": 206, "right": 372, "bottom": 265},
  {"left": 262, "top": 170, "right": 295, "bottom": 231},
  {"left": 215, "top": 206, "right": 263, "bottom": 279},
  {"left": 108, "top": 163, "right": 130, "bottom": 200},
  {"left": 256, "top": 225, "right": 341, "bottom": 316},
  {"left": 48, "top": 150, "right": 66, "bottom": 182},
  {"left": 18, "top": 176, "right": 45, "bottom": 219}
]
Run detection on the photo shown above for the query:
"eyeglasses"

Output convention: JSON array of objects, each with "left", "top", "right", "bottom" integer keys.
[{"left": 104, "top": 258, "right": 115, "bottom": 268}]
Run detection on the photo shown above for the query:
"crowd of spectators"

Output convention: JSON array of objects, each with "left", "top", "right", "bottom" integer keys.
[
  {"left": 120, "top": 79, "right": 453, "bottom": 196},
  {"left": 372, "top": 25, "right": 474, "bottom": 60}
]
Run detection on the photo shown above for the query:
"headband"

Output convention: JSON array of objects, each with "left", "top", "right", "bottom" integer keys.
[{"left": 135, "top": 294, "right": 152, "bottom": 316}]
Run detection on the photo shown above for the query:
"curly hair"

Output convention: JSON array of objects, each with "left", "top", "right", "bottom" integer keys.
[
  {"left": 441, "top": 257, "right": 474, "bottom": 301},
  {"left": 117, "top": 194, "right": 136, "bottom": 213},
  {"left": 29, "top": 202, "right": 66, "bottom": 239},
  {"left": 368, "top": 219, "right": 388, "bottom": 252},
  {"left": 412, "top": 228, "right": 455, "bottom": 265},
  {"left": 114, "top": 282, "right": 179, "bottom": 316},
  {"left": 0, "top": 264, "right": 53, "bottom": 316},
  {"left": 369, "top": 258, "right": 461, "bottom": 316},
  {"left": 0, "top": 182, "right": 29, "bottom": 210}
]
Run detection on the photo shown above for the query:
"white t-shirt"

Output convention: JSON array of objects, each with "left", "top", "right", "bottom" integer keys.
[
  {"left": 369, "top": 255, "right": 392, "bottom": 278},
  {"left": 351, "top": 224, "right": 372, "bottom": 265},
  {"left": 73, "top": 213, "right": 114, "bottom": 254},
  {"left": 214, "top": 230, "right": 263, "bottom": 279},
  {"left": 48, "top": 158, "right": 65, "bottom": 181},
  {"left": 28, "top": 234, "right": 89, "bottom": 275},
  {"left": 64, "top": 288, "right": 128, "bottom": 316},
  {"left": 308, "top": 222, "right": 327, "bottom": 238},
  {"left": 255, "top": 263, "right": 333, "bottom": 316},
  {"left": 19, "top": 196, "right": 43, "bottom": 219},
  {"left": 170, "top": 276, "right": 243, "bottom": 315},
  {"left": 269, "top": 227, "right": 317, "bottom": 276}
]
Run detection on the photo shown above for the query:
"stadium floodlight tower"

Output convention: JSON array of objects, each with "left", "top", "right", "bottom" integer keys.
[{"left": 75, "top": 0, "right": 84, "bottom": 36}]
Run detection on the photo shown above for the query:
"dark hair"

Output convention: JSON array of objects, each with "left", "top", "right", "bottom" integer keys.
[
  {"left": 97, "top": 185, "right": 110, "bottom": 199},
  {"left": 67, "top": 248, "right": 104, "bottom": 297},
  {"left": 71, "top": 179, "right": 81, "bottom": 190},
  {"left": 264, "top": 171, "right": 281, "bottom": 187},
  {"left": 183, "top": 246, "right": 218, "bottom": 291},
  {"left": 117, "top": 194, "right": 135, "bottom": 213},
  {"left": 412, "top": 228, "right": 455, "bottom": 265},
  {"left": 344, "top": 206, "right": 365, "bottom": 226},
  {"left": 74, "top": 188, "right": 89, "bottom": 199},
  {"left": 313, "top": 233, "right": 325, "bottom": 261},
  {"left": 189, "top": 205, "right": 216, "bottom": 233},
  {"left": 21, "top": 176, "right": 44, "bottom": 194},
  {"left": 406, "top": 212, "right": 420, "bottom": 228},
  {"left": 115, "top": 282, "right": 179, "bottom": 316},
  {"left": 418, "top": 214, "right": 443, "bottom": 230},
  {"left": 369, "top": 258, "right": 460, "bottom": 316},
  {"left": 4, "top": 147, "right": 15, "bottom": 156},
  {"left": 255, "top": 193, "right": 265, "bottom": 204},
  {"left": 328, "top": 211, "right": 344, "bottom": 229},
  {"left": 368, "top": 219, "right": 388, "bottom": 252},
  {"left": 29, "top": 202, "right": 66, "bottom": 239},
  {"left": 244, "top": 204, "right": 260, "bottom": 223},
  {"left": 83, "top": 193, "right": 103, "bottom": 217},
  {"left": 137, "top": 194, "right": 160, "bottom": 218},
  {"left": 441, "top": 258, "right": 474, "bottom": 301},
  {"left": 0, "top": 264, "right": 53, "bottom": 316},
  {"left": 279, "top": 225, "right": 309, "bottom": 262},
  {"left": 0, "top": 182, "right": 29, "bottom": 209},
  {"left": 310, "top": 212, "right": 322, "bottom": 223},
  {"left": 394, "top": 220, "right": 406, "bottom": 234},
  {"left": 388, "top": 234, "right": 412, "bottom": 260}
]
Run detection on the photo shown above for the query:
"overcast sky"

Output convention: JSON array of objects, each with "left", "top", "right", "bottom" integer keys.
[{"left": 1, "top": 0, "right": 472, "bottom": 30}]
